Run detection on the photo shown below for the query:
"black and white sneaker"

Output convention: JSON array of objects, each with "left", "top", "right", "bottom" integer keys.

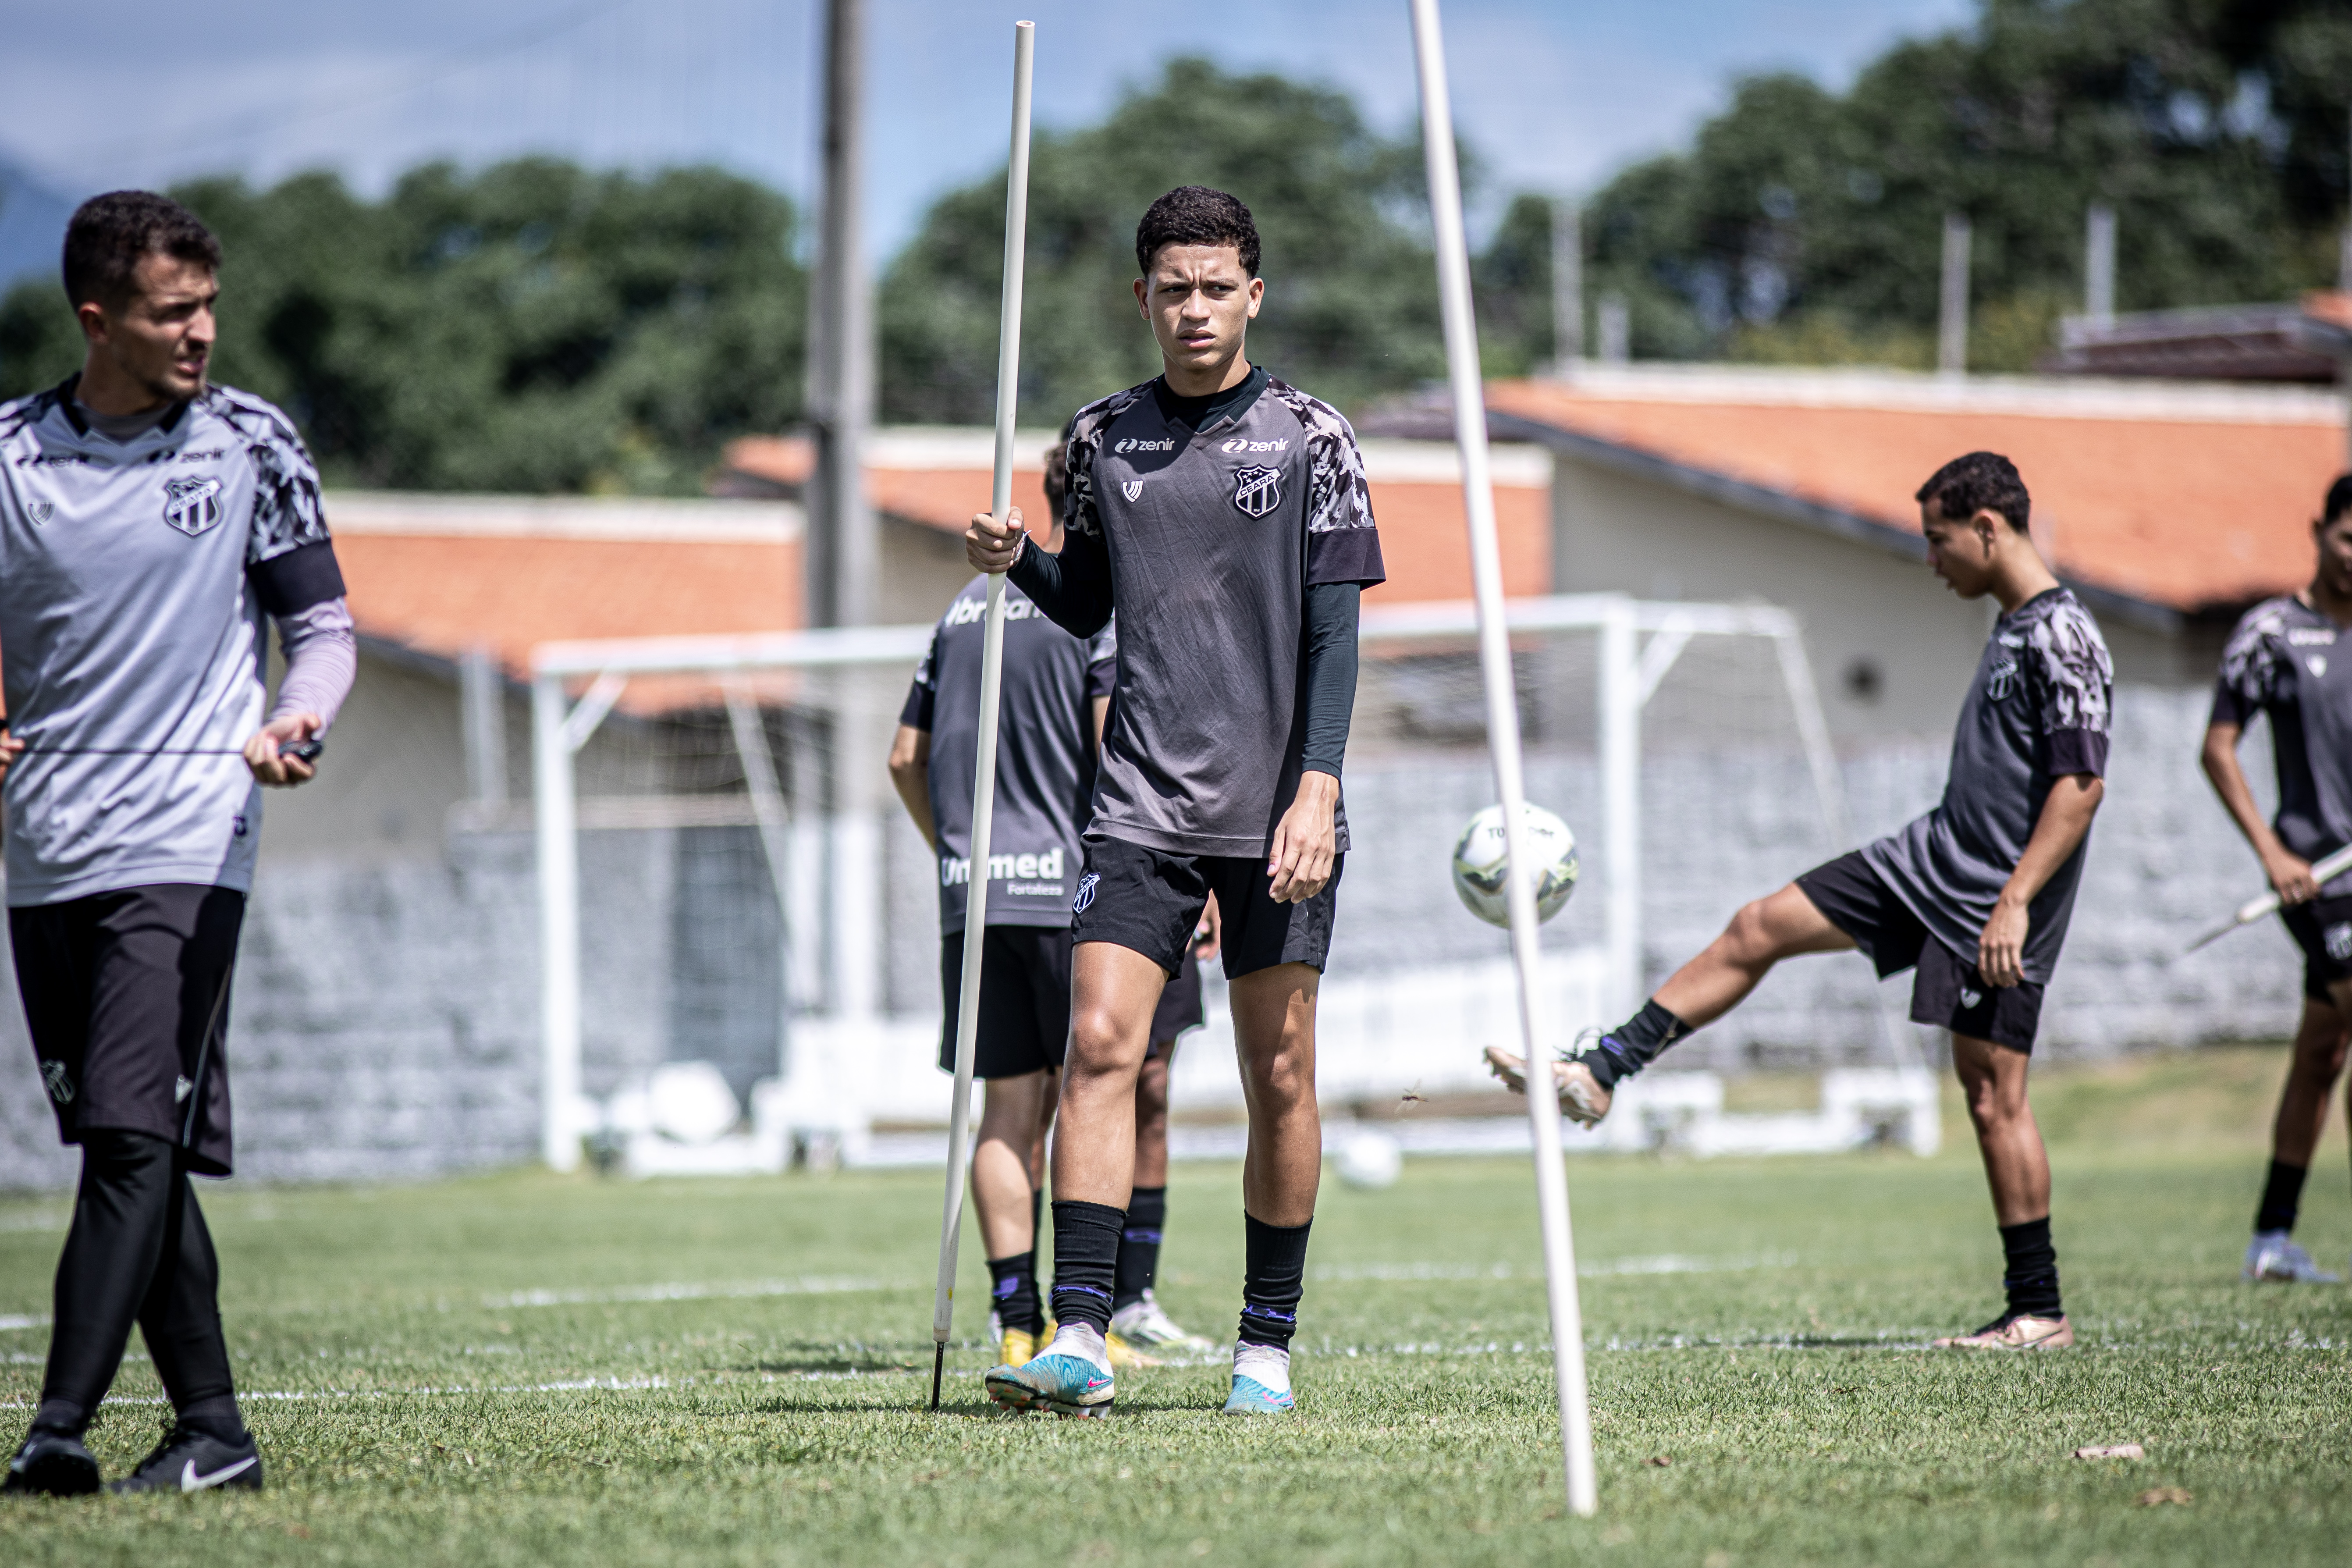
[
  {"left": 4, "top": 1428, "right": 102, "bottom": 1496},
  {"left": 107, "top": 1422, "right": 263, "bottom": 1495}
]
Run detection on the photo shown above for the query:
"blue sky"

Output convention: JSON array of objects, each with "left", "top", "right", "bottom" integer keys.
[{"left": 0, "top": 0, "right": 1972, "bottom": 263}]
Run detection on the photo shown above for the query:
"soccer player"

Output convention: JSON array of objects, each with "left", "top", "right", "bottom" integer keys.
[
  {"left": 889, "top": 438, "right": 1218, "bottom": 1372},
  {"left": 1, "top": 192, "right": 355, "bottom": 1494},
  {"left": 2201, "top": 473, "right": 2352, "bottom": 1284},
  {"left": 964, "top": 186, "right": 1384, "bottom": 1416},
  {"left": 1493, "top": 452, "right": 2109, "bottom": 1352}
]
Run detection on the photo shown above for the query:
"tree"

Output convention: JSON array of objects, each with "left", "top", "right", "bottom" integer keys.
[
  {"left": 880, "top": 57, "right": 1449, "bottom": 426},
  {"left": 0, "top": 160, "right": 806, "bottom": 493},
  {"left": 1580, "top": 0, "right": 2352, "bottom": 370}
]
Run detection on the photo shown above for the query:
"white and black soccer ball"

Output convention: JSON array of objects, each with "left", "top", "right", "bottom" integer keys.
[{"left": 1450, "top": 802, "right": 1579, "bottom": 928}]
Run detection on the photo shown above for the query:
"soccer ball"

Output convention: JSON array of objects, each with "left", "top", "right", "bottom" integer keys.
[{"left": 1450, "top": 802, "right": 1579, "bottom": 928}]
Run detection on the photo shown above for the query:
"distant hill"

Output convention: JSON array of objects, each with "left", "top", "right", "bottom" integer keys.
[{"left": 0, "top": 157, "right": 71, "bottom": 292}]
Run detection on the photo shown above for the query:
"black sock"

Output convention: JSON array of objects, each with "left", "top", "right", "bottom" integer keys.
[
  {"left": 1114, "top": 1187, "right": 1166, "bottom": 1311},
  {"left": 1047, "top": 1200, "right": 1124, "bottom": 1336},
  {"left": 1238, "top": 1213, "right": 1312, "bottom": 1350},
  {"left": 1585, "top": 1000, "right": 1695, "bottom": 1088},
  {"left": 986, "top": 1251, "right": 1043, "bottom": 1336},
  {"left": 1030, "top": 1186, "right": 1044, "bottom": 1250},
  {"left": 1999, "top": 1217, "right": 2061, "bottom": 1319},
  {"left": 176, "top": 1395, "right": 247, "bottom": 1446},
  {"left": 30, "top": 1399, "right": 87, "bottom": 1439},
  {"left": 2255, "top": 1159, "right": 2307, "bottom": 1234}
]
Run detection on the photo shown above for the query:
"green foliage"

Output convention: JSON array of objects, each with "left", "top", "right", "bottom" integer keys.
[
  {"left": 880, "top": 57, "right": 1447, "bottom": 426},
  {"left": 0, "top": 160, "right": 806, "bottom": 493},
  {"left": 1584, "top": 0, "right": 2352, "bottom": 370}
]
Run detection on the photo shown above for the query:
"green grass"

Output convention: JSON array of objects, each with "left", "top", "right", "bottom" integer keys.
[{"left": 3, "top": 1046, "right": 2349, "bottom": 1565}]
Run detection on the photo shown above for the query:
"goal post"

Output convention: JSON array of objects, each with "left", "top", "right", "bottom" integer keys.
[{"left": 524, "top": 594, "right": 1860, "bottom": 1174}]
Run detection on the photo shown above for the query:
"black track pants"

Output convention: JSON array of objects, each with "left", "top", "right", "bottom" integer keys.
[{"left": 36, "top": 1128, "right": 235, "bottom": 1433}]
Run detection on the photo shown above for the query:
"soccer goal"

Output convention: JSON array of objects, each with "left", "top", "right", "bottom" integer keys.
[{"left": 526, "top": 592, "right": 1929, "bottom": 1177}]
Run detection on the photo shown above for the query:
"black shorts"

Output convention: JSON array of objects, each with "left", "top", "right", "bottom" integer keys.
[
  {"left": 10, "top": 884, "right": 246, "bottom": 1176},
  {"left": 1794, "top": 851, "right": 2044, "bottom": 1053},
  {"left": 2279, "top": 895, "right": 2352, "bottom": 1003},
  {"left": 1148, "top": 949, "right": 1206, "bottom": 1058},
  {"left": 1072, "top": 834, "right": 1340, "bottom": 981},
  {"left": 938, "top": 924, "right": 1072, "bottom": 1079}
]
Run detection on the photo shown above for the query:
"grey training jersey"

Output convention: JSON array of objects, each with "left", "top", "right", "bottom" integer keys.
[
  {"left": 2212, "top": 596, "right": 2352, "bottom": 896},
  {"left": 1063, "top": 374, "right": 1386, "bottom": 857},
  {"left": 1862, "top": 587, "right": 2112, "bottom": 985},
  {"left": 902, "top": 576, "right": 1117, "bottom": 933},
  {"left": 0, "top": 381, "right": 338, "bottom": 905}
]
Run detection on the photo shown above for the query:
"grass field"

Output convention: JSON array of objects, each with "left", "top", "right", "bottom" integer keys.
[{"left": 4, "top": 1046, "right": 2349, "bottom": 1566}]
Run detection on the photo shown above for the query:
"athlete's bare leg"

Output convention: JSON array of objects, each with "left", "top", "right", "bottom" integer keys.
[
  {"left": 1229, "top": 962, "right": 1320, "bottom": 1227},
  {"left": 1133, "top": 1048, "right": 1174, "bottom": 1191},
  {"left": 1652, "top": 882, "right": 1858, "bottom": 1026},
  {"left": 1051, "top": 942, "right": 1168, "bottom": 1207},
  {"left": 2271, "top": 992, "right": 2351, "bottom": 1169},
  {"left": 972, "top": 1068, "right": 1054, "bottom": 1258},
  {"left": 1953, "top": 1034, "right": 2050, "bottom": 1226}
]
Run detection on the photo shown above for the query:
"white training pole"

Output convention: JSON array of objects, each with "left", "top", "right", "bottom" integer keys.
[
  {"left": 931, "top": 16, "right": 1036, "bottom": 1411},
  {"left": 1409, "top": 0, "right": 1598, "bottom": 1517},
  {"left": 2185, "top": 842, "right": 2352, "bottom": 954}
]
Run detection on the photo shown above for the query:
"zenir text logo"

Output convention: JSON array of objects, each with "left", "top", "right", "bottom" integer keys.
[
  {"left": 1219, "top": 437, "right": 1289, "bottom": 453},
  {"left": 1231, "top": 466, "right": 1281, "bottom": 517},
  {"left": 162, "top": 475, "right": 224, "bottom": 537},
  {"left": 1114, "top": 438, "right": 1175, "bottom": 454}
]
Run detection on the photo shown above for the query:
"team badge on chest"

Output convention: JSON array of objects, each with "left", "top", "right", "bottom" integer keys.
[
  {"left": 1231, "top": 465, "right": 1281, "bottom": 517},
  {"left": 162, "top": 475, "right": 224, "bottom": 537}
]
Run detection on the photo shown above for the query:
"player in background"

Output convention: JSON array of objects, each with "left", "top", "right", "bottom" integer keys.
[
  {"left": 1112, "top": 913, "right": 1220, "bottom": 1361},
  {"left": 2200, "top": 473, "right": 2352, "bottom": 1284},
  {"left": 1494, "top": 452, "right": 2108, "bottom": 1351},
  {"left": 966, "top": 186, "right": 1384, "bottom": 1417},
  {"left": 1, "top": 193, "right": 356, "bottom": 1494}
]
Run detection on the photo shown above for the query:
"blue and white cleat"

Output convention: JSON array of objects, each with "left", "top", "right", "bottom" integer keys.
[
  {"left": 985, "top": 1324, "right": 1115, "bottom": 1418},
  {"left": 2245, "top": 1232, "right": 2340, "bottom": 1284},
  {"left": 1222, "top": 1343, "right": 1295, "bottom": 1415}
]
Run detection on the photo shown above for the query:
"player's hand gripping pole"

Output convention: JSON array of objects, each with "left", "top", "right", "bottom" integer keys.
[
  {"left": 930, "top": 18, "right": 1036, "bottom": 1413},
  {"left": 2185, "top": 843, "right": 2352, "bottom": 954},
  {"left": 1409, "top": 0, "right": 1598, "bottom": 1516}
]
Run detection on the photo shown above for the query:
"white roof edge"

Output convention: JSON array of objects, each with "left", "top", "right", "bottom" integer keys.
[
  {"left": 862, "top": 427, "right": 1551, "bottom": 486},
  {"left": 1529, "top": 360, "right": 2350, "bottom": 425},
  {"left": 325, "top": 490, "right": 804, "bottom": 544}
]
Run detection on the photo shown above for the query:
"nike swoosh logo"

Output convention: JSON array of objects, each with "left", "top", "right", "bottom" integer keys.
[{"left": 181, "top": 1455, "right": 257, "bottom": 1491}]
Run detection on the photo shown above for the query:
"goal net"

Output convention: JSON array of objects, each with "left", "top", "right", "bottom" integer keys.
[{"left": 524, "top": 596, "right": 1926, "bottom": 1175}]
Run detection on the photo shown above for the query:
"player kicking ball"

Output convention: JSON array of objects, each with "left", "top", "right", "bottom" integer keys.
[
  {"left": 2201, "top": 473, "right": 2352, "bottom": 1284},
  {"left": 2, "top": 193, "right": 355, "bottom": 1493},
  {"left": 1493, "top": 452, "right": 2109, "bottom": 1351},
  {"left": 964, "top": 187, "right": 1385, "bottom": 1416}
]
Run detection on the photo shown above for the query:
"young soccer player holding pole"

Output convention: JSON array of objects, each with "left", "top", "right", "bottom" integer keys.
[
  {"left": 1494, "top": 452, "right": 2110, "bottom": 1352},
  {"left": 2, "top": 193, "right": 356, "bottom": 1495},
  {"left": 2200, "top": 473, "right": 2352, "bottom": 1284},
  {"left": 966, "top": 182, "right": 1386, "bottom": 1419},
  {"left": 927, "top": 16, "right": 1034, "bottom": 1412},
  {"left": 1409, "top": 0, "right": 1597, "bottom": 1517}
]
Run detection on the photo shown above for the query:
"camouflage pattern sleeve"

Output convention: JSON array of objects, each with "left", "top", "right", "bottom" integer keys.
[
  {"left": 1059, "top": 385, "right": 1150, "bottom": 540},
  {"left": 2027, "top": 594, "right": 2114, "bottom": 777},
  {"left": 2210, "top": 599, "right": 2291, "bottom": 729},
  {"left": 211, "top": 388, "right": 332, "bottom": 565},
  {"left": 1268, "top": 381, "right": 1385, "bottom": 587}
]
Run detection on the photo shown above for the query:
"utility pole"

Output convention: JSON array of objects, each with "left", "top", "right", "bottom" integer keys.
[
  {"left": 2085, "top": 203, "right": 2116, "bottom": 329},
  {"left": 1937, "top": 211, "right": 1971, "bottom": 378},
  {"left": 807, "top": 0, "right": 874, "bottom": 633},
  {"left": 805, "top": 0, "right": 882, "bottom": 1029},
  {"left": 1550, "top": 197, "right": 1582, "bottom": 371}
]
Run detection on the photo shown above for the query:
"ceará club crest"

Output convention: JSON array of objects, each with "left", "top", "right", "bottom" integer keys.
[{"left": 162, "top": 476, "right": 224, "bottom": 537}]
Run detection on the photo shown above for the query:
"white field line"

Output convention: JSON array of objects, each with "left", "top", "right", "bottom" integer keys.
[
  {"left": 1312, "top": 1253, "right": 1796, "bottom": 1284},
  {"left": 485, "top": 1277, "right": 892, "bottom": 1309},
  {"left": 0, "top": 1314, "right": 49, "bottom": 1333}
]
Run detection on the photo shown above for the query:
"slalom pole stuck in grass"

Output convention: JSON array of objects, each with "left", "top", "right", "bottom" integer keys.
[
  {"left": 1407, "top": 0, "right": 1599, "bottom": 1515},
  {"left": 930, "top": 17, "right": 1037, "bottom": 1413}
]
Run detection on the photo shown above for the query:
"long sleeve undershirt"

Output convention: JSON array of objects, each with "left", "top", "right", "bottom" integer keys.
[
  {"left": 1008, "top": 536, "right": 1360, "bottom": 781},
  {"left": 269, "top": 597, "right": 357, "bottom": 731}
]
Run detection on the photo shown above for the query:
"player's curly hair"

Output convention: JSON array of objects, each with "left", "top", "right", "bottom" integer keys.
[
  {"left": 1135, "top": 186, "right": 1260, "bottom": 277},
  {"left": 64, "top": 191, "right": 220, "bottom": 310},
  {"left": 1916, "top": 451, "right": 2030, "bottom": 533},
  {"left": 2325, "top": 473, "right": 2352, "bottom": 526}
]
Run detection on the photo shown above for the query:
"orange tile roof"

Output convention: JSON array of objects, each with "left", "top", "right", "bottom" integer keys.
[
  {"left": 722, "top": 434, "right": 1552, "bottom": 598},
  {"left": 1484, "top": 374, "right": 2349, "bottom": 614}
]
